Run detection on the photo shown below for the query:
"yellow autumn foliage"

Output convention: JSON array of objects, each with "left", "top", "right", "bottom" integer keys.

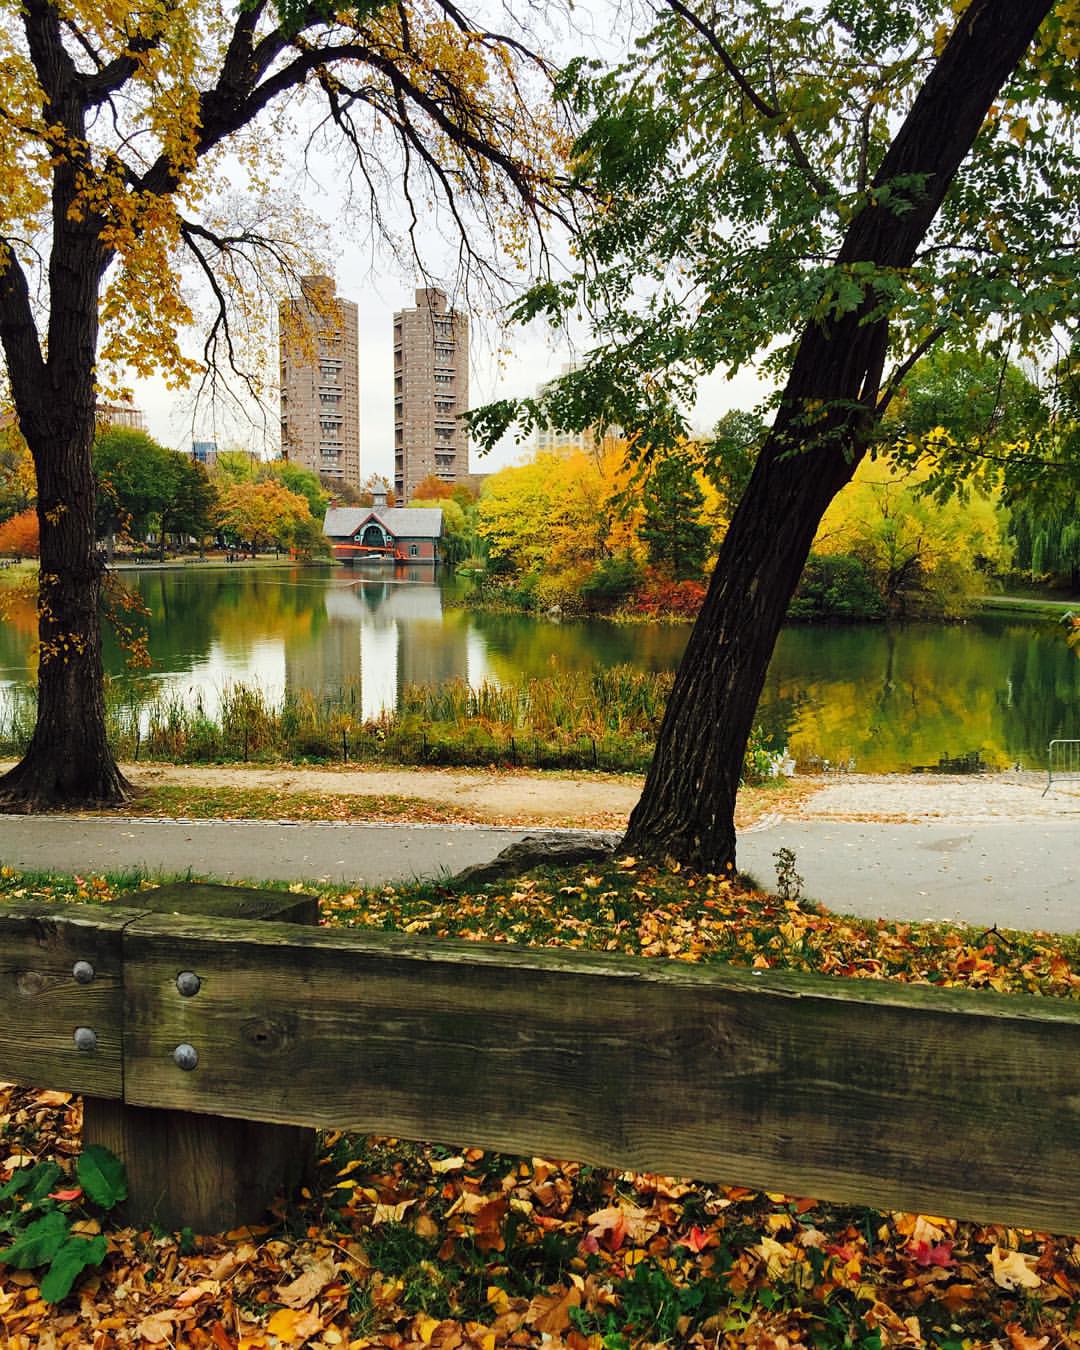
[{"left": 813, "top": 454, "right": 1008, "bottom": 615}]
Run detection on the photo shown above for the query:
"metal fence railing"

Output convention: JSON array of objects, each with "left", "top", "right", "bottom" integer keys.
[{"left": 1044, "top": 739, "right": 1080, "bottom": 795}]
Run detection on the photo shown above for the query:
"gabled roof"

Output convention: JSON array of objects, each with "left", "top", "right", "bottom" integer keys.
[{"left": 323, "top": 506, "right": 443, "bottom": 539}]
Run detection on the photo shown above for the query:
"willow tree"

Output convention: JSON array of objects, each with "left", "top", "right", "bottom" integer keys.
[
  {"left": 0, "top": 0, "right": 562, "bottom": 806},
  {"left": 474, "top": 0, "right": 1080, "bottom": 870}
]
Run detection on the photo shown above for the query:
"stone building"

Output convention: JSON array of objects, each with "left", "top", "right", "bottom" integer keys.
[
  {"left": 393, "top": 287, "right": 469, "bottom": 502},
  {"left": 279, "top": 275, "right": 361, "bottom": 488}
]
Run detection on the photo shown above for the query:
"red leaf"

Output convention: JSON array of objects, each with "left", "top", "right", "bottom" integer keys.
[
  {"left": 908, "top": 1239, "right": 955, "bottom": 1268},
  {"left": 47, "top": 1187, "right": 83, "bottom": 1202}
]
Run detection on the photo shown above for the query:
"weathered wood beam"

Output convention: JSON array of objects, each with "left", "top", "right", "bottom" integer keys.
[
  {"left": 0, "top": 902, "right": 145, "bottom": 1099},
  {"left": 84, "top": 884, "right": 319, "bottom": 1232},
  {"left": 119, "top": 915, "right": 1080, "bottom": 1232}
]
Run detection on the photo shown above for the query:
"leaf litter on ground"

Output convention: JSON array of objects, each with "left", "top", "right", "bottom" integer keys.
[{"left": 1, "top": 858, "right": 1078, "bottom": 1349}]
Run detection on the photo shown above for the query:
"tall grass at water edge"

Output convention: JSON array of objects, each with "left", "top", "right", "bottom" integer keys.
[{"left": 0, "top": 670, "right": 780, "bottom": 779}]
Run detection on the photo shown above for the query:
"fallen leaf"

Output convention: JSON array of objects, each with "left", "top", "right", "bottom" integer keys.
[
  {"left": 135, "top": 1310, "right": 178, "bottom": 1344},
  {"left": 47, "top": 1187, "right": 82, "bottom": 1203},
  {"left": 174, "top": 1279, "right": 221, "bottom": 1308},
  {"left": 1005, "top": 1323, "right": 1050, "bottom": 1350},
  {"left": 527, "top": 1284, "right": 581, "bottom": 1335},
  {"left": 991, "top": 1247, "right": 1042, "bottom": 1291},
  {"left": 907, "top": 1239, "right": 955, "bottom": 1268},
  {"left": 274, "top": 1259, "right": 336, "bottom": 1309},
  {"left": 372, "top": 1199, "right": 415, "bottom": 1224}
]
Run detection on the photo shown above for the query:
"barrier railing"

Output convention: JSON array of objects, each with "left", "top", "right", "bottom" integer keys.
[
  {"left": 1, "top": 885, "right": 1078, "bottom": 1234},
  {"left": 1044, "top": 738, "right": 1080, "bottom": 795}
]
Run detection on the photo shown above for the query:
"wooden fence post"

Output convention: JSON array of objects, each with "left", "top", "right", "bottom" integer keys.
[{"left": 82, "top": 884, "right": 319, "bottom": 1234}]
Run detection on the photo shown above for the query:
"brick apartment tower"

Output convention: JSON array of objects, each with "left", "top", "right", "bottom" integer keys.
[
  {"left": 393, "top": 287, "right": 469, "bottom": 502},
  {"left": 279, "top": 275, "right": 361, "bottom": 487}
]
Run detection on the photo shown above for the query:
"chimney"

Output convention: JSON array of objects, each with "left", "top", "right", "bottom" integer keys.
[{"left": 371, "top": 486, "right": 388, "bottom": 509}]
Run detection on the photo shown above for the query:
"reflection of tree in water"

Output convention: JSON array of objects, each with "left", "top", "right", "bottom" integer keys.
[
  {"left": 102, "top": 568, "right": 329, "bottom": 676},
  {"left": 996, "top": 621, "right": 1080, "bottom": 760},
  {"left": 475, "top": 613, "right": 688, "bottom": 685},
  {"left": 760, "top": 619, "right": 1080, "bottom": 771},
  {"left": 751, "top": 689, "right": 805, "bottom": 756}
]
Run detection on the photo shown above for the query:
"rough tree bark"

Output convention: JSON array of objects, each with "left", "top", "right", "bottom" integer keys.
[
  {"left": 624, "top": 0, "right": 1055, "bottom": 871},
  {"left": 0, "top": 9, "right": 128, "bottom": 807}
]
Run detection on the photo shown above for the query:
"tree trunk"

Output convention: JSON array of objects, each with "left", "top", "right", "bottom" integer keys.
[
  {"left": 624, "top": 0, "right": 1053, "bottom": 872},
  {"left": 0, "top": 423, "right": 130, "bottom": 807},
  {"left": 0, "top": 111, "right": 128, "bottom": 806}
]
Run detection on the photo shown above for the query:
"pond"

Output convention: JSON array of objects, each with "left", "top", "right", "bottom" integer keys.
[{"left": 0, "top": 563, "right": 1076, "bottom": 771}]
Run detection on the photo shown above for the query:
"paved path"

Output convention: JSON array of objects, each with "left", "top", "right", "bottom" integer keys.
[
  {"left": 737, "top": 818, "right": 1078, "bottom": 932},
  {"left": 1, "top": 811, "right": 1077, "bottom": 933}
]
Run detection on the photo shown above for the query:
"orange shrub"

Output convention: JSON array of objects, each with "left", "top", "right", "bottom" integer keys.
[
  {"left": 630, "top": 573, "right": 707, "bottom": 618},
  {"left": 0, "top": 509, "right": 38, "bottom": 558}
]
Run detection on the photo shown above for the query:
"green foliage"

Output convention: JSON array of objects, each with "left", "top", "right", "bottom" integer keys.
[
  {"left": 789, "top": 554, "right": 887, "bottom": 620},
  {"left": 94, "top": 428, "right": 214, "bottom": 552},
  {"left": 77, "top": 1146, "right": 128, "bottom": 1209},
  {"left": 161, "top": 457, "right": 216, "bottom": 551},
  {"left": 640, "top": 451, "right": 710, "bottom": 579},
  {"left": 471, "top": 0, "right": 1080, "bottom": 506},
  {"left": 211, "top": 450, "right": 260, "bottom": 485},
  {"left": 410, "top": 496, "right": 476, "bottom": 566},
  {"left": 579, "top": 553, "right": 645, "bottom": 610},
  {"left": 0, "top": 1148, "right": 126, "bottom": 1303},
  {"left": 266, "top": 461, "right": 330, "bottom": 521},
  {"left": 706, "top": 410, "right": 768, "bottom": 517},
  {"left": 885, "top": 346, "right": 1054, "bottom": 500},
  {"left": 94, "top": 427, "right": 177, "bottom": 539}
]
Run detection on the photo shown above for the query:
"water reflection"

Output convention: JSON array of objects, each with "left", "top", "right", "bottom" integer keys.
[{"left": 0, "top": 564, "right": 1077, "bottom": 769}]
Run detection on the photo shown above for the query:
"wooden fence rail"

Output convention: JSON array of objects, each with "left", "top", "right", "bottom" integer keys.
[{"left": 1, "top": 892, "right": 1079, "bottom": 1235}]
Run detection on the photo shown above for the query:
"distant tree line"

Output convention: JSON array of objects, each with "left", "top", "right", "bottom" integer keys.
[{"left": 0, "top": 426, "right": 332, "bottom": 561}]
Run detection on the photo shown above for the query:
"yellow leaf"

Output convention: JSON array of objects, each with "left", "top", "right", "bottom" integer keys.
[
  {"left": 1010, "top": 116, "right": 1029, "bottom": 143},
  {"left": 415, "top": 1313, "right": 440, "bottom": 1343},
  {"left": 266, "top": 1308, "right": 301, "bottom": 1342},
  {"left": 487, "top": 1285, "right": 511, "bottom": 1315}
]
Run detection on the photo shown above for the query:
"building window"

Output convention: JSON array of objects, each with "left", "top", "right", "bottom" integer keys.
[
  {"left": 409, "top": 544, "right": 419, "bottom": 557},
  {"left": 434, "top": 374, "right": 452, "bottom": 385}
]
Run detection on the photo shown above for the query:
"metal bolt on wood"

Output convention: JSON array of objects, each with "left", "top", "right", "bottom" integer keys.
[
  {"left": 72, "top": 961, "right": 95, "bottom": 984},
  {"left": 173, "top": 1043, "right": 199, "bottom": 1071},
  {"left": 73, "top": 1026, "right": 97, "bottom": 1052},
  {"left": 176, "top": 971, "right": 201, "bottom": 997}
]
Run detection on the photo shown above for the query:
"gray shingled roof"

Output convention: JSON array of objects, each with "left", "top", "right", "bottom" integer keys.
[{"left": 323, "top": 506, "right": 443, "bottom": 539}]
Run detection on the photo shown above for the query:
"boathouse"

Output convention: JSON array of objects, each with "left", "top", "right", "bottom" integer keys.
[{"left": 323, "top": 503, "right": 443, "bottom": 564}]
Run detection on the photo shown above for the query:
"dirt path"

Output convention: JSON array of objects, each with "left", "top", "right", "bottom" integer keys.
[{"left": 124, "top": 761, "right": 645, "bottom": 822}]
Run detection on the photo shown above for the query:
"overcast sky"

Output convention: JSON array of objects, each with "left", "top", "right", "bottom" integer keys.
[{"left": 129, "top": 2, "right": 770, "bottom": 479}]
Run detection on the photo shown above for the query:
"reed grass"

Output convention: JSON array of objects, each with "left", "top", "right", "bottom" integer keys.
[{"left": 0, "top": 669, "right": 777, "bottom": 780}]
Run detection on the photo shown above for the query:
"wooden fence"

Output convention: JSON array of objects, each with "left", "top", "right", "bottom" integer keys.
[{"left": 1, "top": 888, "right": 1078, "bottom": 1234}]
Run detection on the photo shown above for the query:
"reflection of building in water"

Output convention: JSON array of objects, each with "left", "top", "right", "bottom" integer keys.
[{"left": 282, "top": 571, "right": 476, "bottom": 720}]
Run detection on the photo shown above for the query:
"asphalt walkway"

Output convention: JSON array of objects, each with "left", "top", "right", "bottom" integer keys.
[{"left": 0, "top": 812, "right": 1076, "bottom": 933}]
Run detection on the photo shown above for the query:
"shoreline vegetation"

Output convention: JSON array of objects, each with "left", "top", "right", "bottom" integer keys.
[
  {"left": 459, "top": 568, "right": 1080, "bottom": 626},
  {"left": 0, "top": 671, "right": 785, "bottom": 782}
]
